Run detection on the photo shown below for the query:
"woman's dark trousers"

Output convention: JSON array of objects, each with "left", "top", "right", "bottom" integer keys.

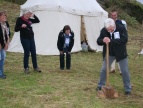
[
  {"left": 20, "top": 37, "right": 37, "bottom": 69},
  {"left": 60, "top": 53, "right": 71, "bottom": 69}
]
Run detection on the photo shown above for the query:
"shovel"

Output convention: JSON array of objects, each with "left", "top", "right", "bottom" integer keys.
[{"left": 98, "top": 43, "right": 118, "bottom": 99}]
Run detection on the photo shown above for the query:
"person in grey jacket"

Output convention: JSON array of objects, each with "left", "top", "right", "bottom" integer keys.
[{"left": 96, "top": 18, "right": 131, "bottom": 96}]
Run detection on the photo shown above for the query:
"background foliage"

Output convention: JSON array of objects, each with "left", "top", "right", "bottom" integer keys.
[{"left": 0, "top": 0, "right": 26, "bottom": 5}]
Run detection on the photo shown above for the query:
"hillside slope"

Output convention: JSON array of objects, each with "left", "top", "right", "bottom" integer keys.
[{"left": 97, "top": 0, "right": 143, "bottom": 25}]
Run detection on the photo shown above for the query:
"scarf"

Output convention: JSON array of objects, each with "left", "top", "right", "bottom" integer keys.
[
  {"left": 0, "top": 22, "right": 9, "bottom": 45},
  {"left": 21, "top": 16, "right": 32, "bottom": 25}
]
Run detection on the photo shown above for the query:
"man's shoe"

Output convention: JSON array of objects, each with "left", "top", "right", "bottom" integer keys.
[
  {"left": 34, "top": 67, "right": 41, "bottom": 72},
  {"left": 125, "top": 91, "right": 131, "bottom": 96},
  {"left": 24, "top": 68, "right": 30, "bottom": 74},
  {"left": 0, "top": 75, "right": 6, "bottom": 79},
  {"left": 110, "top": 69, "right": 116, "bottom": 73},
  {"left": 96, "top": 87, "right": 102, "bottom": 91}
]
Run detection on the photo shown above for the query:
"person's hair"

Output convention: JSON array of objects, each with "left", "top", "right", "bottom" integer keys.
[
  {"left": 22, "top": 9, "right": 32, "bottom": 15},
  {"left": 62, "top": 25, "right": 71, "bottom": 33},
  {"left": 111, "top": 9, "right": 117, "bottom": 13},
  {"left": 104, "top": 18, "right": 115, "bottom": 28},
  {"left": 0, "top": 11, "right": 7, "bottom": 17}
]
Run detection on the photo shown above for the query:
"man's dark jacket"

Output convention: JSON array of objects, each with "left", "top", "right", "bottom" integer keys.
[
  {"left": 57, "top": 30, "right": 74, "bottom": 52},
  {"left": 97, "top": 24, "right": 128, "bottom": 62}
]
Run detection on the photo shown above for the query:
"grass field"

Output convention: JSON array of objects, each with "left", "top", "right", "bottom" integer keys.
[
  {"left": 1, "top": 48, "right": 143, "bottom": 108},
  {"left": 0, "top": 0, "right": 143, "bottom": 108}
]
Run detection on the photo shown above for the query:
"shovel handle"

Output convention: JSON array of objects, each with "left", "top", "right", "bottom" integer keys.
[{"left": 106, "top": 43, "right": 109, "bottom": 85}]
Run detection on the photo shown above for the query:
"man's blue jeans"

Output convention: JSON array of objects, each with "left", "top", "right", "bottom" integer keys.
[
  {"left": 0, "top": 49, "right": 6, "bottom": 76},
  {"left": 20, "top": 37, "right": 38, "bottom": 69},
  {"left": 98, "top": 56, "right": 131, "bottom": 92}
]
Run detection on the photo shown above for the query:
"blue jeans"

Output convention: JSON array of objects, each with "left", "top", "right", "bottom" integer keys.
[
  {"left": 20, "top": 37, "right": 38, "bottom": 69},
  {"left": 98, "top": 56, "right": 131, "bottom": 92},
  {"left": 0, "top": 49, "right": 6, "bottom": 76}
]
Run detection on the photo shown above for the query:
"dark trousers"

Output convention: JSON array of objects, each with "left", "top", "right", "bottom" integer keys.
[
  {"left": 20, "top": 37, "right": 37, "bottom": 69},
  {"left": 60, "top": 53, "right": 71, "bottom": 69}
]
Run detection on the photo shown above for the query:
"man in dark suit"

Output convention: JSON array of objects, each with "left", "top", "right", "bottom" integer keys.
[{"left": 96, "top": 18, "right": 131, "bottom": 95}]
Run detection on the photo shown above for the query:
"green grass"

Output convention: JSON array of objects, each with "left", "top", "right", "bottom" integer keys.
[
  {"left": 1, "top": 48, "right": 143, "bottom": 108},
  {"left": 1, "top": 0, "right": 143, "bottom": 108}
]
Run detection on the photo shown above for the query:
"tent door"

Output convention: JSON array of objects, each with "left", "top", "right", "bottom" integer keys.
[
  {"left": 80, "top": 15, "right": 88, "bottom": 44},
  {"left": 81, "top": 16, "right": 92, "bottom": 51},
  {"left": 80, "top": 16, "right": 94, "bottom": 51}
]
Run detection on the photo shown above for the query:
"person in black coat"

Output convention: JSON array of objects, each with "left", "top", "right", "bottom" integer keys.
[
  {"left": 96, "top": 18, "right": 131, "bottom": 96},
  {"left": 15, "top": 10, "right": 41, "bottom": 74},
  {"left": 0, "top": 11, "right": 10, "bottom": 79},
  {"left": 57, "top": 25, "right": 74, "bottom": 70}
]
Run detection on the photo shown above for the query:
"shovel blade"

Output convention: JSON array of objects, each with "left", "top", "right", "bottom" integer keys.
[{"left": 102, "top": 86, "right": 115, "bottom": 99}]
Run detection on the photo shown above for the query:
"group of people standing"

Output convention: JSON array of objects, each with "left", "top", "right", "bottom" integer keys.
[
  {"left": 0, "top": 10, "right": 42, "bottom": 78},
  {"left": 0, "top": 10, "right": 74, "bottom": 79},
  {"left": 0, "top": 9, "right": 131, "bottom": 96}
]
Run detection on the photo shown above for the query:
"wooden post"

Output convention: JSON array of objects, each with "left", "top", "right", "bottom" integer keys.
[{"left": 80, "top": 16, "right": 88, "bottom": 43}]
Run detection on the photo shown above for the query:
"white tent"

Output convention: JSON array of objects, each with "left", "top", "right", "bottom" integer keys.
[
  {"left": 8, "top": 0, "right": 108, "bottom": 55},
  {"left": 138, "top": 49, "right": 143, "bottom": 54}
]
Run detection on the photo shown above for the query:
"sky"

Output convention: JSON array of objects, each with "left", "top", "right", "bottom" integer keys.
[{"left": 136, "top": 0, "right": 143, "bottom": 4}]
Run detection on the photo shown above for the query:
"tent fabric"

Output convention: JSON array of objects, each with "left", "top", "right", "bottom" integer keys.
[
  {"left": 84, "top": 16, "right": 106, "bottom": 51},
  {"left": 8, "top": 0, "right": 108, "bottom": 55},
  {"left": 20, "top": 0, "right": 107, "bottom": 17},
  {"left": 139, "top": 49, "right": 143, "bottom": 54}
]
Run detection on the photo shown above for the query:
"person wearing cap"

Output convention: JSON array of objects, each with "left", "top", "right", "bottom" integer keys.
[
  {"left": 15, "top": 10, "right": 41, "bottom": 74},
  {"left": 96, "top": 18, "right": 131, "bottom": 95},
  {"left": 57, "top": 25, "right": 74, "bottom": 70},
  {"left": 109, "top": 9, "right": 127, "bottom": 75},
  {"left": 0, "top": 11, "right": 10, "bottom": 79}
]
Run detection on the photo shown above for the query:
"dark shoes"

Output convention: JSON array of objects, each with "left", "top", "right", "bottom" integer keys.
[
  {"left": 34, "top": 67, "right": 41, "bottom": 72},
  {"left": 96, "top": 87, "right": 102, "bottom": 91},
  {"left": 66, "top": 68, "right": 70, "bottom": 70},
  {"left": 110, "top": 70, "right": 122, "bottom": 76},
  {"left": 24, "top": 68, "right": 30, "bottom": 74},
  {"left": 110, "top": 69, "right": 116, "bottom": 73},
  {"left": 24, "top": 67, "right": 41, "bottom": 74},
  {"left": 60, "top": 68, "right": 64, "bottom": 70},
  {"left": 0, "top": 75, "right": 6, "bottom": 79},
  {"left": 60, "top": 67, "right": 70, "bottom": 70},
  {"left": 125, "top": 91, "right": 131, "bottom": 96},
  {"left": 120, "top": 73, "right": 122, "bottom": 76}
]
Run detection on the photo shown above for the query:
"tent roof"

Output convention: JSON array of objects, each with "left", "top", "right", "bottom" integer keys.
[{"left": 21, "top": 0, "right": 108, "bottom": 16}]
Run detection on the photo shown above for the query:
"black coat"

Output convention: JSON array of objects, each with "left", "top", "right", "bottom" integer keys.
[
  {"left": 57, "top": 30, "right": 74, "bottom": 52},
  {"left": 0, "top": 21, "right": 10, "bottom": 48},
  {"left": 15, "top": 15, "right": 40, "bottom": 39},
  {"left": 97, "top": 24, "right": 128, "bottom": 62}
]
